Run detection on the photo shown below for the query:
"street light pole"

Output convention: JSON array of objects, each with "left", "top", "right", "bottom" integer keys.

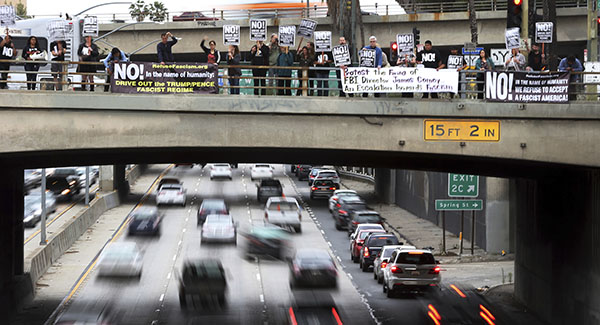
[
  {"left": 85, "top": 166, "right": 90, "bottom": 206},
  {"left": 40, "top": 168, "right": 47, "bottom": 245},
  {"left": 74, "top": 2, "right": 132, "bottom": 17}
]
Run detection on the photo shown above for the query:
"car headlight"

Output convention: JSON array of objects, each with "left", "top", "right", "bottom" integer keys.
[
  {"left": 61, "top": 189, "right": 71, "bottom": 195},
  {"left": 69, "top": 180, "right": 76, "bottom": 185}
]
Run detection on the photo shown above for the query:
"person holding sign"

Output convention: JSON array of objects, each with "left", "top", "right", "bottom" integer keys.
[
  {"left": 226, "top": 45, "right": 241, "bottom": 95},
  {"left": 524, "top": 40, "right": 546, "bottom": 72},
  {"left": 336, "top": 37, "right": 352, "bottom": 98},
  {"left": 22, "top": 36, "right": 42, "bottom": 90},
  {"left": 249, "top": 40, "right": 269, "bottom": 95},
  {"left": 505, "top": 48, "right": 526, "bottom": 71},
  {"left": 416, "top": 40, "right": 444, "bottom": 98},
  {"left": 268, "top": 34, "right": 280, "bottom": 95},
  {"left": 77, "top": 36, "right": 99, "bottom": 91},
  {"left": 315, "top": 50, "right": 333, "bottom": 96},
  {"left": 157, "top": 32, "right": 177, "bottom": 65},
  {"left": 0, "top": 30, "right": 14, "bottom": 90},
  {"left": 276, "top": 46, "right": 294, "bottom": 96},
  {"left": 50, "top": 37, "right": 67, "bottom": 91},
  {"left": 475, "top": 49, "right": 495, "bottom": 99},
  {"left": 362, "top": 36, "right": 383, "bottom": 98},
  {"left": 201, "top": 37, "right": 221, "bottom": 65},
  {"left": 445, "top": 48, "right": 467, "bottom": 98}
]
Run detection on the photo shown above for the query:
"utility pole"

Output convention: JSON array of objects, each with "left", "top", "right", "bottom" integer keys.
[
  {"left": 521, "top": 0, "right": 529, "bottom": 43},
  {"left": 587, "top": 0, "right": 598, "bottom": 98},
  {"left": 351, "top": 0, "right": 357, "bottom": 63}
]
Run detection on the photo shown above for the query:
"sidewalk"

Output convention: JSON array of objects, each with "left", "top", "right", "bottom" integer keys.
[{"left": 340, "top": 177, "right": 514, "bottom": 264}]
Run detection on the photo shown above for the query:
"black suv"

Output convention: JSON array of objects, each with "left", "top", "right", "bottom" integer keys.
[
  {"left": 332, "top": 196, "right": 368, "bottom": 230},
  {"left": 178, "top": 259, "right": 227, "bottom": 309},
  {"left": 296, "top": 165, "right": 312, "bottom": 181},
  {"left": 347, "top": 210, "right": 384, "bottom": 235},
  {"left": 46, "top": 168, "right": 81, "bottom": 201},
  {"left": 359, "top": 233, "right": 401, "bottom": 272},
  {"left": 256, "top": 179, "right": 283, "bottom": 202}
]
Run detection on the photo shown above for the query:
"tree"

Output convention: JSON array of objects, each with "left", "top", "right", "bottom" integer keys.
[
  {"left": 15, "top": 3, "right": 31, "bottom": 19},
  {"left": 148, "top": 1, "right": 168, "bottom": 22},
  {"left": 467, "top": 0, "right": 477, "bottom": 44},
  {"left": 543, "top": 0, "right": 558, "bottom": 70},
  {"left": 129, "top": 0, "right": 149, "bottom": 22},
  {"left": 327, "top": 0, "right": 365, "bottom": 59}
]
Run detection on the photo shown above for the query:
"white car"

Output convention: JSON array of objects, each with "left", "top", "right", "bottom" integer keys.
[
  {"left": 201, "top": 214, "right": 237, "bottom": 244},
  {"left": 314, "top": 169, "right": 340, "bottom": 185},
  {"left": 264, "top": 197, "right": 302, "bottom": 233},
  {"left": 328, "top": 189, "right": 358, "bottom": 212},
  {"left": 382, "top": 248, "right": 441, "bottom": 297},
  {"left": 373, "top": 245, "right": 416, "bottom": 283},
  {"left": 350, "top": 223, "right": 385, "bottom": 239},
  {"left": 156, "top": 183, "right": 186, "bottom": 206},
  {"left": 210, "top": 163, "right": 233, "bottom": 180},
  {"left": 97, "top": 242, "right": 143, "bottom": 278},
  {"left": 251, "top": 164, "right": 274, "bottom": 181}
]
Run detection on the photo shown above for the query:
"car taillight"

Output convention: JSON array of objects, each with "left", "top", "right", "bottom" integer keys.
[
  {"left": 363, "top": 247, "right": 370, "bottom": 257},
  {"left": 338, "top": 209, "right": 347, "bottom": 215},
  {"left": 335, "top": 203, "right": 341, "bottom": 208},
  {"left": 329, "top": 187, "right": 336, "bottom": 190},
  {"left": 429, "top": 266, "right": 441, "bottom": 274},
  {"left": 333, "top": 198, "right": 338, "bottom": 201},
  {"left": 391, "top": 265, "right": 403, "bottom": 273},
  {"left": 311, "top": 187, "right": 317, "bottom": 191},
  {"left": 199, "top": 209, "right": 206, "bottom": 215},
  {"left": 380, "top": 261, "right": 388, "bottom": 269},
  {"left": 352, "top": 221, "right": 359, "bottom": 224}
]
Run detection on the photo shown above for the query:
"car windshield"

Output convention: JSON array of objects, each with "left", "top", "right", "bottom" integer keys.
[
  {"left": 133, "top": 212, "right": 156, "bottom": 220},
  {"left": 382, "top": 248, "right": 396, "bottom": 258},
  {"left": 367, "top": 236, "right": 399, "bottom": 247},
  {"left": 338, "top": 191, "right": 357, "bottom": 197},
  {"left": 161, "top": 184, "right": 182, "bottom": 191},
  {"left": 214, "top": 164, "right": 230, "bottom": 168},
  {"left": 268, "top": 202, "right": 297, "bottom": 211},
  {"left": 357, "top": 214, "right": 381, "bottom": 223},
  {"left": 396, "top": 252, "right": 436, "bottom": 265},
  {"left": 310, "top": 169, "right": 320, "bottom": 176},
  {"left": 255, "top": 164, "right": 270, "bottom": 168}
]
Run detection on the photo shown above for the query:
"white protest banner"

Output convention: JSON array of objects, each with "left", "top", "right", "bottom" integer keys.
[
  {"left": 314, "top": 31, "right": 331, "bottom": 52},
  {"left": 278, "top": 25, "right": 296, "bottom": 47},
  {"left": 297, "top": 19, "right": 317, "bottom": 38},
  {"left": 584, "top": 61, "right": 600, "bottom": 84},
  {"left": 0, "top": 5, "right": 15, "bottom": 27},
  {"left": 47, "top": 20, "right": 69, "bottom": 41},
  {"left": 491, "top": 49, "right": 510, "bottom": 68},
  {"left": 332, "top": 44, "right": 351, "bottom": 67},
  {"left": 341, "top": 67, "right": 458, "bottom": 93},
  {"left": 535, "top": 22, "right": 553, "bottom": 44},
  {"left": 223, "top": 25, "right": 240, "bottom": 45},
  {"left": 486, "top": 71, "right": 570, "bottom": 103},
  {"left": 82, "top": 16, "right": 98, "bottom": 37},
  {"left": 505, "top": 28, "right": 520, "bottom": 49},
  {"left": 250, "top": 19, "right": 267, "bottom": 41},
  {"left": 396, "top": 33, "right": 414, "bottom": 55},
  {"left": 359, "top": 49, "right": 376, "bottom": 67}
]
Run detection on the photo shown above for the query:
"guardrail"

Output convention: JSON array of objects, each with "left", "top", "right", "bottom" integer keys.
[{"left": 337, "top": 167, "right": 376, "bottom": 183}]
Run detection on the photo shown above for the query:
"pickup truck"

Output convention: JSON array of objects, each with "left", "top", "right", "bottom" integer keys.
[
  {"left": 256, "top": 179, "right": 283, "bottom": 202},
  {"left": 264, "top": 197, "right": 302, "bottom": 233}
]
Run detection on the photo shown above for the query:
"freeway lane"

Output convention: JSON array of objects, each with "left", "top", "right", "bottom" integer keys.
[{"left": 57, "top": 165, "right": 373, "bottom": 324}]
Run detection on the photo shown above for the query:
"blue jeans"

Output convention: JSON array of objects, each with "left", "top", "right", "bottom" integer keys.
[{"left": 230, "top": 76, "right": 240, "bottom": 95}]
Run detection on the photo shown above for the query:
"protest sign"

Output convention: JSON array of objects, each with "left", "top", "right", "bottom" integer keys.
[
  {"left": 111, "top": 62, "right": 219, "bottom": 94},
  {"left": 250, "top": 19, "right": 267, "bottom": 41},
  {"left": 297, "top": 19, "right": 317, "bottom": 38},
  {"left": 535, "top": 22, "right": 553, "bottom": 44},
  {"left": 491, "top": 49, "right": 510, "bottom": 68},
  {"left": 396, "top": 33, "right": 414, "bottom": 55},
  {"left": 505, "top": 28, "right": 520, "bottom": 49},
  {"left": 446, "top": 55, "right": 464, "bottom": 70},
  {"left": 47, "top": 20, "right": 69, "bottom": 41},
  {"left": 332, "top": 45, "right": 351, "bottom": 67},
  {"left": 314, "top": 31, "right": 331, "bottom": 52},
  {"left": 341, "top": 67, "right": 458, "bottom": 93},
  {"left": 486, "top": 71, "right": 569, "bottom": 103},
  {"left": 584, "top": 61, "right": 600, "bottom": 84},
  {"left": 0, "top": 5, "right": 15, "bottom": 26},
  {"left": 278, "top": 25, "right": 296, "bottom": 47},
  {"left": 223, "top": 25, "right": 240, "bottom": 45},
  {"left": 359, "top": 49, "right": 376, "bottom": 67},
  {"left": 82, "top": 16, "right": 98, "bottom": 37}
]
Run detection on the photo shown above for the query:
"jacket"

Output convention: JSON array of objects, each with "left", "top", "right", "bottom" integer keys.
[
  {"left": 157, "top": 37, "right": 177, "bottom": 63},
  {"left": 276, "top": 52, "right": 294, "bottom": 77}
]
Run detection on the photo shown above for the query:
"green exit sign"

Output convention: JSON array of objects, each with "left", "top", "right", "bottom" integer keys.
[
  {"left": 435, "top": 199, "right": 484, "bottom": 211},
  {"left": 448, "top": 173, "right": 479, "bottom": 197}
]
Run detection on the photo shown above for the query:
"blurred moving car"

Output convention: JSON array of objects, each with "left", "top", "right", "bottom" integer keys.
[
  {"left": 382, "top": 248, "right": 441, "bottom": 297},
  {"left": 46, "top": 168, "right": 82, "bottom": 201},
  {"left": 158, "top": 177, "right": 181, "bottom": 189},
  {"left": 328, "top": 189, "right": 358, "bottom": 212},
  {"left": 350, "top": 229, "right": 386, "bottom": 263},
  {"left": 295, "top": 164, "right": 312, "bottom": 181},
  {"left": 251, "top": 164, "right": 274, "bottom": 181},
  {"left": 197, "top": 199, "right": 229, "bottom": 225},
  {"left": 175, "top": 163, "right": 194, "bottom": 168},
  {"left": 359, "top": 233, "right": 402, "bottom": 272},
  {"left": 332, "top": 196, "right": 367, "bottom": 231},
  {"left": 288, "top": 291, "right": 344, "bottom": 325},
  {"left": 244, "top": 225, "right": 292, "bottom": 260},
  {"left": 54, "top": 300, "right": 115, "bottom": 325},
  {"left": 373, "top": 245, "right": 416, "bottom": 283},
  {"left": 156, "top": 183, "right": 186, "bottom": 206},
  {"left": 309, "top": 179, "right": 337, "bottom": 200},
  {"left": 348, "top": 210, "right": 385, "bottom": 235},
  {"left": 23, "top": 192, "right": 57, "bottom": 228},
  {"left": 290, "top": 249, "right": 337, "bottom": 288},
  {"left": 76, "top": 167, "right": 98, "bottom": 186},
  {"left": 201, "top": 214, "right": 237, "bottom": 244},
  {"left": 24, "top": 169, "right": 42, "bottom": 192},
  {"left": 264, "top": 197, "right": 302, "bottom": 233},
  {"left": 210, "top": 163, "right": 233, "bottom": 180},
  {"left": 256, "top": 179, "right": 283, "bottom": 202},
  {"left": 128, "top": 207, "right": 162, "bottom": 236},
  {"left": 178, "top": 259, "right": 227, "bottom": 309},
  {"left": 97, "top": 242, "right": 143, "bottom": 278}
]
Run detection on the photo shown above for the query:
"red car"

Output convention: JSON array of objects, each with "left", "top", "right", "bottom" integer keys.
[{"left": 350, "top": 229, "right": 385, "bottom": 263}]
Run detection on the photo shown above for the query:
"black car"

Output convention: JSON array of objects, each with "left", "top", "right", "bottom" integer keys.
[
  {"left": 289, "top": 249, "right": 337, "bottom": 288},
  {"left": 197, "top": 199, "right": 229, "bottom": 225},
  {"left": 348, "top": 210, "right": 385, "bottom": 235},
  {"left": 359, "top": 233, "right": 401, "bottom": 272},
  {"left": 46, "top": 168, "right": 81, "bottom": 201},
  {"left": 128, "top": 207, "right": 162, "bottom": 236},
  {"left": 332, "top": 196, "right": 368, "bottom": 230},
  {"left": 178, "top": 259, "right": 227, "bottom": 309},
  {"left": 296, "top": 165, "right": 312, "bottom": 181},
  {"left": 310, "top": 180, "right": 337, "bottom": 199},
  {"left": 256, "top": 179, "right": 283, "bottom": 202}
]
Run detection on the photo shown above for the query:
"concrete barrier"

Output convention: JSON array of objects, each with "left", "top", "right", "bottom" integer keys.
[
  {"left": 125, "top": 165, "right": 142, "bottom": 185},
  {"left": 24, "top": 191, "right": 120, "bottom": 286}
]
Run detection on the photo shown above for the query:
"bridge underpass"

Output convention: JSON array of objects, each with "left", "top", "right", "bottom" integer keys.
[{"left": 0, "top": 92, "right": 599, "bottom": 324}]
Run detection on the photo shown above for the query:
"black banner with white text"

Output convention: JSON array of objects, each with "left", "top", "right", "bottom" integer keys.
[{"left": 486, "top": 71, "right": 570, "bottom": 103}]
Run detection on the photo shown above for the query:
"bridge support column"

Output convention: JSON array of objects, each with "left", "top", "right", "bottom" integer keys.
[
  {"left": 99, "top": 165, "right": 114, "bottom": 191},
  {"left": 114, "top": 164, "right": 129, "bottom": 200},
  {"left": 513, "top": 169, "right": 600, "bottom": 324},
  {"left": 0, "top": 167, "right": 31, "bottom": 321},
  {"left": 484, "top": 177, "right": 510, "bottom": 254},
  {"left": 375, "top": 168, "right": 396, "bottom": 204}
]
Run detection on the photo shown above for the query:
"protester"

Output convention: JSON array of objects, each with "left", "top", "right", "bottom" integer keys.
[
  {"left": 296, "top": 46, "right": 314, "bottom": 96},
  {"left": 157, "top": 32, "right": 177, "bottom": 64},
  {"left": 315, "top": 50, "right": 333, "bottom": 96},
  {"left": 306, "top": 41, "right": 316, "bottom": 95},
  {"left": 268, "top": 33, "right": 280, "bottom": 95},
  {"left": 336, "top": 36, "right": 352, "bottom": 97},
  {"left": 558, "top": 55, "right": 583, "bottom": 100},
  {"left": 249, "top": 40, "right": 269, "bottom": 95},
  {"left": 362, "top": 36, "right": 383, "bottom": 98},
  {"left": 22, "top": 36, "right": 42, "bottom": 90},
  {"left": 103, "top": 47, "right": 129, "bottom": 92},
  {"left": 416, "top": 40, "right": 444, "bottom": 98},
  {"left": 226, "top": 45, "right": 241, "bottom": 95},
  {"left": 0, "top": 31, "right": 14, "bottom": 90},
  {"left": 445, "top": 48, "right": 467, "bottom": 98},
  {"left": 397, "top": 53, "right": 416, "bottom": 98},
  {"left": 276, "top": 46, "right": 294, "bottom": 96},
  {"left": 475, "top": 49, "right": 495, "bottom": 99},
  {"left": 77, "top": 36, "right": 99, "bottom": 91},
  {"left": 380, "top": 44, "right": 391, "bottom": 68},
  {"left": 201, "top": 36, "right": 220, "bottom": 64},
  {"left": 524, "top": 40, "right": 546, "bottom": 71},
  {"left": 49, "top": 37, "right": 67, "bottom": 91},
  {"left": 505, "top": 48, "right": 526, "bottom": 71}
]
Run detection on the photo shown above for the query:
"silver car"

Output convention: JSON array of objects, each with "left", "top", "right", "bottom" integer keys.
[
  {"left": 382, "top": 248, "right": 441, "bottom": 297},
  {"left": 210, "top": 163, "right": 233, "bottom": 180},
  {"left": 201, "top": 214, "right": 237, "bottom": 244},
  {"left": 97, "top": 242, "right": 143, "bottom": 278},
  {"left": 264, "top": 197, "right": 302, "bottom": 233},
  {"left": 373, "top": 245, "right": 415, "bottom": 283},
  {"left": 156, "top": 183, "right": 186, "bottom": 206}
]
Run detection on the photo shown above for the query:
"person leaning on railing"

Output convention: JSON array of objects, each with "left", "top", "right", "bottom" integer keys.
[
  {"left": 0, "top": 31, "right": 15, "bottom": 90},
  {"left": 559, "top": 55, "right": 583, "bottom": 101},
  {"left": 226, "top": 45, "right": 241, "bottom": 95},
  {"left": 103, "top": 47, "right": 129, "bottom": 92},
  {"left": 22, "top": 36, "right": 42, "bottom": 91},
  {"left": 475, "top": 49, "right": 495, "bottom": 99},
  {"left": 276, "top": 45, "right": 294, "bottom": 96}
]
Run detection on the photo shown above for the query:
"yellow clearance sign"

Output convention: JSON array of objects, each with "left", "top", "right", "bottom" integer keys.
[{"left": 423, "top": 120, "right": 500, "bottom": 142}]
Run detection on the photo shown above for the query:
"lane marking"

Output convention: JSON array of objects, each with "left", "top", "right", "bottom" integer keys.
[
  {"left": 159, "top": 294, "right": 165, "bottom": 302},
  {"left": 256, "top": 273, "right": 261, "bottom": 281},
  {"left": 172, "top": 254, "right": 177, "bottom": 261},
  {"left": 167, "top": 272, "right": 171, "bottom": 279},
  {"left": 259, "top": 294, "right": 265, "bottom": 303}
]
